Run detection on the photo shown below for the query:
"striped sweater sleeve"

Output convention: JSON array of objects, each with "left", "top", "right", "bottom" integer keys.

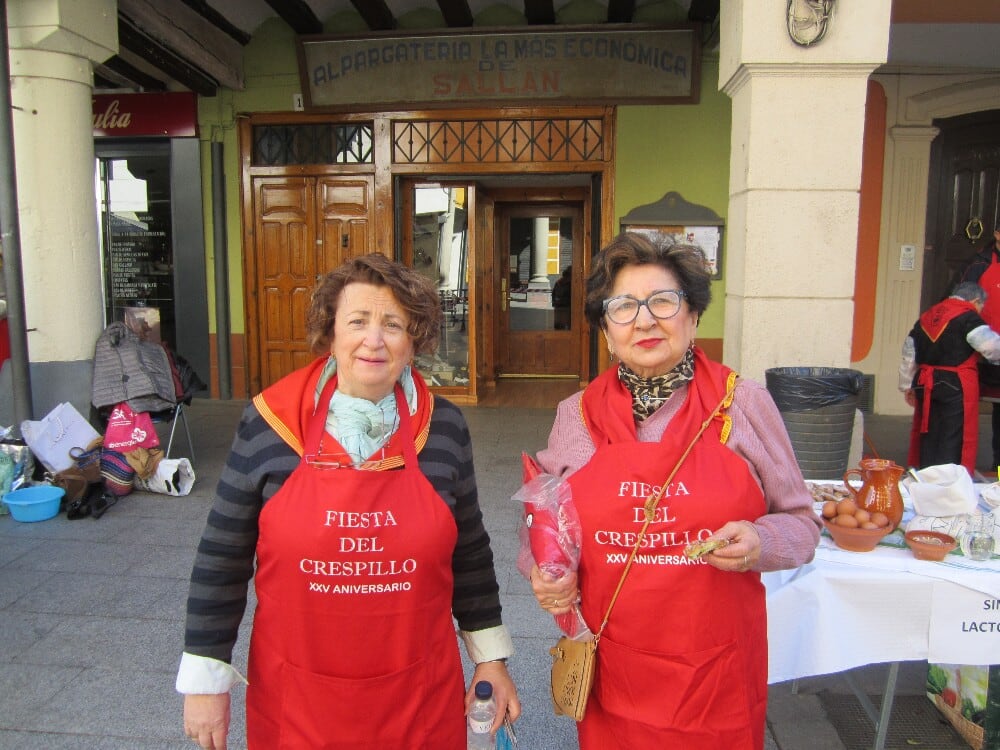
[{"left": 183, "top": 397, "right": 503, "bottom": 662}]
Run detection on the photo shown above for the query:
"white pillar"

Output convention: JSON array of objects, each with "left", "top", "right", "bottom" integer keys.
[
  {"left": 528, "top": 217, "right": 550, "bottom": 288},
  {"left": 718, "top": 0, "right": 892, "bottom": 382},
  {"left": 5, "top": 0, "right": 116, "bottom": 416}
]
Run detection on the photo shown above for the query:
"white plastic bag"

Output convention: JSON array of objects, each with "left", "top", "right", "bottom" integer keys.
[
  {"left": 21, "top": 402, "right": 102, "bottom": 473},
  {"left": 133, "top": 457, "right": 195, "bottom": 496}
]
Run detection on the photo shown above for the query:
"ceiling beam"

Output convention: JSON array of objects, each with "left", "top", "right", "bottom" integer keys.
[
  {"left": 117, "top": 18, "right": 219, "bottom": 97},
  {"left": 178, "top": 0, "right": 251, "bottom": 45},
  {"left": 525, "top": 0, "right": 555, "bottom": 25},
  {"left": 606, "top": 0, "right": 635, "bottom": 23},
  {"left": 265, "top": 0, "right": 323, "bottom": 34},
  {"left": 99, "top": 56, "right": 168, "bottom": 92},
  {"left": 348, "top": 0, "right": 396, "bottom": 30},
  {"left": 118, "top": 0, "right": 244, "bottom": 89},
  {"left": 687, "top": 0, "right": 720, "bottom": 23},
  {"left": 437, "top": 0, "right": 474, "bottom": 27}
]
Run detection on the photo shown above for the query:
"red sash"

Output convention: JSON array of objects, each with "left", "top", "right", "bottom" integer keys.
[
  {"left": 245, "top": 372, "right": 464, "bottom": 749},
  {"left": 571, "top": 356, "right": 767, "bottom": 749}
]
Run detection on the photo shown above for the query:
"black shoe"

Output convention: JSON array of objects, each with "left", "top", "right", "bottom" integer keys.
[{"left": 91, "top": 491, "right": 119, "bottom": 519}]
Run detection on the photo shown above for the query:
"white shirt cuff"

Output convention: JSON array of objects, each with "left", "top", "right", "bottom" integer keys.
[
  {"left": 175, "top": 652, "right": 248, "bottom": 694},
  {"left": 459, "top": 625, "right": 515, "bottom": 664}
]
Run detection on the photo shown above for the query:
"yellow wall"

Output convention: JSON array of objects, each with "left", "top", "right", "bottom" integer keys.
[{"left": 615, "top": 58, "right": 732, "bottom": 340}]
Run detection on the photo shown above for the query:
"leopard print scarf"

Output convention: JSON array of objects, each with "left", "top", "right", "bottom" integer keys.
[{"left": 617, "top": 347, "right": 695, "bottom": 422}]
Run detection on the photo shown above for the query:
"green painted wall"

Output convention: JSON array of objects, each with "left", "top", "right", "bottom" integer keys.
[
  {"left": 198, "top": 20, "right": 732, "bottom": 342},
  {"left": 614, "top": 58, "right": 731, "bottom": 340}
]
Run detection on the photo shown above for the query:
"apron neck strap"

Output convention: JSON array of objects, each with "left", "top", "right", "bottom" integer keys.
[{"left": 305, "top": 377, "right": 418, "bottom": 469}]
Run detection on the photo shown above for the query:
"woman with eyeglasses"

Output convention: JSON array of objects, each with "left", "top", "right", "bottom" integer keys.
[
  {"left": 178, "top": 254, "right": 519, "bottom": 750},
  {"left": 524, "top": 232, "right": 820, "bottom": 749}
]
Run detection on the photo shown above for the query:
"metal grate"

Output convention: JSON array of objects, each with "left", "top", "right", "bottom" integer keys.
[
  {"left": 817, "top": 693, "right": 971, "bottom": 749},
  {"left": 392, "top": 117, "right": 604, "bottom": 164},
  {"left": 252, "top": 123, "right": 374, "bottom": 165},
  {"left": 858, "top": 373, "right": 875, "bottom": 413}
]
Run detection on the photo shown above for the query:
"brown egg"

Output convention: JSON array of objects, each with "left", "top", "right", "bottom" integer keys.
[
  {"left": 822, "top": 500, "right": 838, "bottom": 519},
  {"left": 854, "top": 508, "right": 872, "bottom": 524},
  {"left": 870, "top": 512, "right": 890, "bottom": 528},
  {"left": 836, "top": 498, "right": 858, "bottom": 517},
  {"left": 835, "top": 513, "right": 860, "bottom": 528},
  {"left": 860, "top": 521, "right": 880, "bottom": 530}
]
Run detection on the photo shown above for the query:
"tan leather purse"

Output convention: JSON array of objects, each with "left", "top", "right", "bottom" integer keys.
[{"left": 548, "top": 385, "right": 734, "bottom": 721}]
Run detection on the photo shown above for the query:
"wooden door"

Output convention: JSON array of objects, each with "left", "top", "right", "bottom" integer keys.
[
  {"left": 923, "top": 110, "right": 1000, "bottom": 307},
  {"left": 250, "top": 175, "right": 373, "bottom": 390},
  {"left": 495, "top": 203, "right": 583, "bottom": 376}
]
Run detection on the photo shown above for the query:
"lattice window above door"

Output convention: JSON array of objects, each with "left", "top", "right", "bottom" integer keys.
[
  {"left": 392, "top": 117, "right": 605, "bottom": 164},
  {"left": 252, "top": 123, "right": 374, "bottom": 165}
]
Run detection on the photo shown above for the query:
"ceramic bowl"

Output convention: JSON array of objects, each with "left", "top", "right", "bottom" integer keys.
[
  {"left": 904, "top": 530, "right": 958, "bottom": 561},
  {"left": 822, "top": 518, "right": 891, "bottom": 552}
]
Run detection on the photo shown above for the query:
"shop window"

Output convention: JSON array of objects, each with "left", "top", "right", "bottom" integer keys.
[{"left": 96, "top": 152, "right": 176, "bottom": 349}]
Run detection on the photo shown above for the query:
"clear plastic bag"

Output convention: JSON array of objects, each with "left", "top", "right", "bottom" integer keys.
[{"left": 513, "top": 471, "right": 593, "bottom": 640}]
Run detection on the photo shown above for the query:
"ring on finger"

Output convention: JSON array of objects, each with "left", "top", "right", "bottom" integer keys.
[{"left": 742, "top": 554, "right": 749, "bottom": 569}]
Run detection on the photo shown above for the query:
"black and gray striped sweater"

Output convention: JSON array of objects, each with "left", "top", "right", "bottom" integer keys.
[{"left": 183, "top": 396, "right": 503, "bottom": 663}]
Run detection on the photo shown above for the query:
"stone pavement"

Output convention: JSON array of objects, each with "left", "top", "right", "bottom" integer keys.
[{"left": 0, "top": 398, "right": 981, "bottom": 749}]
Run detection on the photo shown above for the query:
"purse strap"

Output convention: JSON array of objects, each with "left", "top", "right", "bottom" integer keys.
[{"left": 593, "top": 381, "right": 737, "bottom": 642}]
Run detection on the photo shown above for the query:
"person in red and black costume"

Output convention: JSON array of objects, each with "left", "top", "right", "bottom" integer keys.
[
  {"left": 960, "top": 223, "right": 1000, "bottom": 469},
  {"left": 899, "top": 281, "right": 1000, "bottom": 473}
]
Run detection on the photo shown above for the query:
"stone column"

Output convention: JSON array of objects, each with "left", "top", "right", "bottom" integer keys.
[
  {"left": 2, "top": 0, "right": 116, "bottom": 420},
  {"left": 528, "top": 217, "right": 551, "bottom": 289},
  {"left": 718, "top": 0, "right": 892, "bottom": 382}
]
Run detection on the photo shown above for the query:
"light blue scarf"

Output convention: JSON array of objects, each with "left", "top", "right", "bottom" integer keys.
[{"left": 314, "top": 357, "right": 418, "bottom": 465}]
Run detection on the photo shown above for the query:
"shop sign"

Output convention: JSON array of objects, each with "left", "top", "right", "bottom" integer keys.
[
  {"left": 93, "top": 92, "right": 198, "bottom": 138},
  {"left": 297, "top": 26, "right": 699, "bottom": 110}
]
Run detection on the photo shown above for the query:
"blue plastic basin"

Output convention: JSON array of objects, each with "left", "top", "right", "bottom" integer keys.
[{"left": 2, "top": 485, "right": 64, "bottom": 522}]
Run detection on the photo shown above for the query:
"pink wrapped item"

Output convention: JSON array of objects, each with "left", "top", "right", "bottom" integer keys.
[{"left": 515, "top": 452, "right": 592, "bottom": 640}]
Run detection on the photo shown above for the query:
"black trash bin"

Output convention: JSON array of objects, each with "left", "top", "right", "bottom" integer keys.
[{"left": 765, "top": 367, "right": 864, "bottom": 480}]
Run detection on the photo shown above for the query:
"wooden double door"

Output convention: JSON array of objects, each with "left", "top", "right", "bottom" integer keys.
[
  {"left": 246, "top": 175, "right": 591, "bottom": 397},
  {"left": 247, "top": 175, "right": 372, "bottom": 392}
]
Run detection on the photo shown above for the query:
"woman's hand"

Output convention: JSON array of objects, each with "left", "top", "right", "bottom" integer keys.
[
  {"left": 183, "top": 693, "right": 231, "bottom": 750},
  {"left": 467, "top": 660, "right": 521, "bottom": 733},
  {"left": 529, "top": 564, "right": 579, "bottom": 616},
  {"left": 702, "top": 520, "right": 761, "bottom": 573},
  {"left": 904, "top": 388, "right": 917, "bottom": 408}
]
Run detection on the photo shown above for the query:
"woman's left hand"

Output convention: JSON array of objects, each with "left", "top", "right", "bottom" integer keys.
[
  {"left": 702, "top": 519, "right": 761, "bottom": 573},
  {"left": 467, "top": 660, "right": 521, "bottom": 733}
]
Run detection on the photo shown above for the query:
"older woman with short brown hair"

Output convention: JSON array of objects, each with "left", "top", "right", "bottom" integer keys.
[{"left": 179, "top": 254, "right": 519, "bottom": 749}]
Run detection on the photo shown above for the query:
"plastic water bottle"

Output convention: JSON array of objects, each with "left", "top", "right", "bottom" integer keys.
[{"left": 467, "top": 680, "right": 496, "bottom": 749}]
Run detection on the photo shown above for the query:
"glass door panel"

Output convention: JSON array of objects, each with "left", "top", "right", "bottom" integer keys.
[{"left": 409, "top": 185, "right": 471, "bottom": 392}]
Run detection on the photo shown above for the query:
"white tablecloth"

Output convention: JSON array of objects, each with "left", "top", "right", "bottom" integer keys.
[{"left": 764, "top": 534, "right": 1000, "bottom": 684}]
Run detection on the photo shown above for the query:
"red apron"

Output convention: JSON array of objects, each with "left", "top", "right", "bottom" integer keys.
[
  {"left": 978, "top": 253, "right": 1000, "bottom": 331},
  {"left": 571, "top": 359, "right": 767, "bottom": 750},
  {"left": 906, "top": 298, "right": 981, "bottom": 473},
  {"left": 245, "top": 379, "right": 465, "bottom": 749}
]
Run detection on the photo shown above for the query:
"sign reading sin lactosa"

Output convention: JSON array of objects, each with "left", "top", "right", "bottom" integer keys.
[{"left": 92, "top": 92, "right": 198, "bottom": 138}]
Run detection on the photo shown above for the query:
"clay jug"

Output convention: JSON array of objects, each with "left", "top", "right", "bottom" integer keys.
[{"left": 842, "top": 459, "right": 905, "bottom": 531}]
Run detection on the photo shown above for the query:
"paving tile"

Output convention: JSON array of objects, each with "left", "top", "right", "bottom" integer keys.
[
  {"left": 0, "top": 609, "right": 63, "bottom": 661},
  {"left": 9, "top": 571, "right": 186, "bottom": 620},
  {"left": 13, "top": 616, "right": 182, "bottom": 672}
]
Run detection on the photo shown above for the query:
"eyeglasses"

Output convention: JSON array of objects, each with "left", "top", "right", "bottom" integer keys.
[{"left": 602, "top": 290, "right": 686, "bottom": 325}]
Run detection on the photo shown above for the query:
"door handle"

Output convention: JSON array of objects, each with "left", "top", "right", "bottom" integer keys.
[
  {"left": 966, "top": 217, "right": 984, "bottom": 242},
  {"left": 501, "top": 278, "right": 507, "bottom": 312}
]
